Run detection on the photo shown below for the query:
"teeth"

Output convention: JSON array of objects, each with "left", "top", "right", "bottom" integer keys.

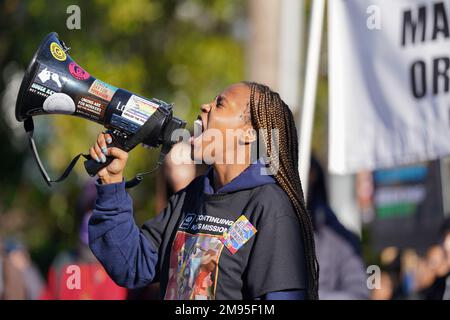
[{"left": 193, "top": 119, "right": 203, "bottom": 138}]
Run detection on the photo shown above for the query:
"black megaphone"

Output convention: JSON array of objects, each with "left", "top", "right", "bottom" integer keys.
[{"left": 15, "top": 32, "right": 186, "bottom": 187}]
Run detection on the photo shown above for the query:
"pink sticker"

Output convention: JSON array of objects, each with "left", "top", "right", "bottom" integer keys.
[{"left": 68, "top": 61, "right": 90, "bottom": 80}]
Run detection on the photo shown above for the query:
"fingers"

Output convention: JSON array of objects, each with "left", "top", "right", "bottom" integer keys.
[
  {"left": 104, "top": 132, "right": 113, "bottom": 145},
  {"left": 89, "top": 133, "right": 126, "bottom": 168},
  {"left": 92, "top": 132, "right": 113, "bottom": 163},
  {"left": 95, "top": 142, "right": 107, "bottom": 163},
  {"left": 97, "top": 133, "right": 108, "bottom": 156},
  {"left": 89, "top": 146, "right": 100, "bottom": 163},
  {"left": 89, "top": 143, "right": 106, "bottom": 163},
  {"left": 89, "top": 134, "right": 106, "bottom": 163}
]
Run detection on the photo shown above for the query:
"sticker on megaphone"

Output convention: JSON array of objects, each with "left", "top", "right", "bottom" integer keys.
[{"left": 43, "top": 93, "right": 76, "bottom": 114}]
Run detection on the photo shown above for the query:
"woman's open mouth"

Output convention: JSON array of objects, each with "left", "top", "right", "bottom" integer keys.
[
  {"left": 194, "top": 119, "right": 203, "bottom": 137},
  {"left": 190, "top": 118, "right": 204, "bottom": 144}
]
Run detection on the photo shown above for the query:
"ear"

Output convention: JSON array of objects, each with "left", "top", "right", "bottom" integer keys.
[{"left": 239, "top": 127, "right": 257, "bottom": 144}]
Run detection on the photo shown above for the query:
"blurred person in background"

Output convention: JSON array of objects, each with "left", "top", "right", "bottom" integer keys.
[
  {"left": 379, "top": 246, "right": 404, "bottom": 299},
  {"left": 417, "top": 218, "right": 450, "bottom": 300},
  {"left": 371, "top": 271, "right": 394, "bottom": 300},
  {"left": 0, "top": 241, "right": 3, "bottom": 298},
  {"left": 39, "top": 181, "right": 127, "bottom": 300},
  {"left": 441, "top": 218, "right": 450, "bottom": 299},
  {"left": 307, "top": 156, "right": 369, "bottom": 299},
  {"left": 401, "top": 249, "right": 420, "bottom": 299},
  {"left": 0, "top": 239, "right": 44, "bottom": 300},
  {"left": 417, "top": 244, "right": 449, "bottom": 299},
  {"left": 413, "top": 255, "right": 435, "bottom": 298}
]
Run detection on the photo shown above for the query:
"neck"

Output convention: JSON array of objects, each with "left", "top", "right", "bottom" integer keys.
[
  {"left": 212, "top": 148, "right": 253, "bottom": 190},
  {"left": 212, "top": 162, "right": 250, "bottom": 191}
]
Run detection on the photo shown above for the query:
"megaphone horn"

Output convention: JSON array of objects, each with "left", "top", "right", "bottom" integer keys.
[{"left": 16, "top": 32, "right": 186, "bottom": 188}]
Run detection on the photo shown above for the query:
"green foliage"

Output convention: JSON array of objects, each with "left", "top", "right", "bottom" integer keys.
[{"left": 0, "top": 0, "right": 245, "bottom": 271}]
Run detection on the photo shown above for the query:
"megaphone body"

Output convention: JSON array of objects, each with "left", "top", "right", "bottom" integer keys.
[{"left": 16, "top": 32, "right": 185, "bottom": 186}]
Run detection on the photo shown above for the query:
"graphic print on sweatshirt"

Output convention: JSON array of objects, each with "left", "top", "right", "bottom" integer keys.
[{"left": 164, "top": 213, "right": 235, "bottom": 300}]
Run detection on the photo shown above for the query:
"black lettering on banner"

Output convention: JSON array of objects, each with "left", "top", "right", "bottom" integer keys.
[
  {"left": 432, "top": 2, "right": 450, "bottom": 40},
  {"left": 402, "top": 6, "right": 426, "bottom": 46},
  {"left": 433, "top": 57, "right": 450, "bottom": 94},
  {"left": 411, "top": 60, "right": 427, "bottom": 98}
]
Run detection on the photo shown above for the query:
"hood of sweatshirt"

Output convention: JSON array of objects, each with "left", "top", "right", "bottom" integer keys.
[{"left": 203, "top": 159, "right": 276, "bottom": 195}]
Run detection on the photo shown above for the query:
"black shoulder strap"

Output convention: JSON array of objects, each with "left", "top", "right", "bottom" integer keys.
[
  {"left": 24, "top": 118, "right": 89, "bottom": 186},
  {"left": 23, "top": 118, "right": 162, "bottom": 188}
]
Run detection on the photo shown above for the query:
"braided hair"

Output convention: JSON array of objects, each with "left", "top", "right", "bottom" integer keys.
[{"left": 243, "top": 81, "right": 319, "bottom": 300}]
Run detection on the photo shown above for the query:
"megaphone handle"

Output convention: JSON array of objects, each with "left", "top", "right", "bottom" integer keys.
[
  {"left": 84, "top": 132, "right": 125, "bottom": 176},
  {"left": 84, "top": 155, "right": 115, "bottom": 177}
]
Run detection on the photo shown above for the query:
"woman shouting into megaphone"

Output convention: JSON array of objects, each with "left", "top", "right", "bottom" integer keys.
[{"left": 88, "top": 82, "right": 319, "bottom": 300}]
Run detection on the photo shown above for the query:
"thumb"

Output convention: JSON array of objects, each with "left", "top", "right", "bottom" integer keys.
[{"left": 108, "top": 147, "right": 128, "bottom": 160}]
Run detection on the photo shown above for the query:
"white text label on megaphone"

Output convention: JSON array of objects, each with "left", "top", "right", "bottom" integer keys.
[{"left": 43, "top": 92, "right": 76, "bottom": 114}]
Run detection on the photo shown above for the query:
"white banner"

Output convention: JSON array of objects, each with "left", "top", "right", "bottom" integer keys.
[{"left": 328, "top": 0, "right": 450, "bottom": 174}]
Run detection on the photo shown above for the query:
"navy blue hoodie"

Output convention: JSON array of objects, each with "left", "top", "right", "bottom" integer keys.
[{"left": 89, "top": 160, "right": 307, "bottom": 299}]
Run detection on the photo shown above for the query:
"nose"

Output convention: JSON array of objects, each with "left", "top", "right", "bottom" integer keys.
[{"left": 200, "top": 103, "right": 211, "bottom": 113}]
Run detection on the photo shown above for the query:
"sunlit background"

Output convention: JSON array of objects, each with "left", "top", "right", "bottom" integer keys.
[{"left": 1, "top": 0, "right": 449, "bottom": 300}]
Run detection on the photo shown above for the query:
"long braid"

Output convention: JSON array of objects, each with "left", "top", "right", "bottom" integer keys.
[{"left": 244, "top": 81, "right": 319, "bottom": 300}]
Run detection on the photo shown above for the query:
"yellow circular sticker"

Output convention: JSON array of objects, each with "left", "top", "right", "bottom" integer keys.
[{"left": 50, "top": 42, "right": 66, "bottom": 61}]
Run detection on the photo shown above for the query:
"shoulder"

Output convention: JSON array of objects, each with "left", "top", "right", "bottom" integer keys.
[
  {"left": 248, "top": 183, "right": 299, "bottom": 221},
  {"left": 244, "top": 183, "right": 298, "bottom": 230}
]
